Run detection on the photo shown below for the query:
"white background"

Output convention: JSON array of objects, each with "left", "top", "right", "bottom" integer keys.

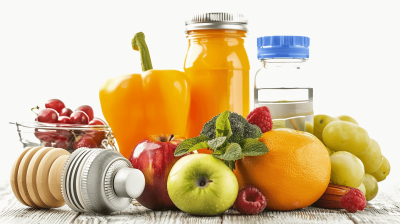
[{"left": 0, "top": 0, "right": 399, "bottom": 185}]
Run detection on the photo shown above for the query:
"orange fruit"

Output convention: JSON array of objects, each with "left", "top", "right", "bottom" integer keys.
[{"left": 233, "top": 128, "right": 331, "bottom": 211}]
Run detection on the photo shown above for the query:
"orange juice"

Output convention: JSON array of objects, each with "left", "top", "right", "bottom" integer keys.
[{"left": 184, "top": 25, "right": 250, "bottom": 151}]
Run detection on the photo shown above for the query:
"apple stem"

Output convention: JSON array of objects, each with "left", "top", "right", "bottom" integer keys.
[
  {"left": 169, "top": 134, "right": 174, "bottom": 141},
  {"left": 132, "top": 32, "right": 153, "bottom": 72},
  {"left": 31, "top": 106, "right": 40, "bottom": 116}
]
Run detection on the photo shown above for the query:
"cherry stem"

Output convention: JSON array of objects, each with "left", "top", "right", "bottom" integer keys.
[
  {"left": 169, "top": 134, "right": 174, "bottom": 142},
  {"left": 31, "top": 106, "right": 40, "bottom": 116}
]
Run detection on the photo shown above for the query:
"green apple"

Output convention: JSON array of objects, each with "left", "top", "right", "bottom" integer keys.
[
  {"left": 167, "top": 154, "right": 238, "bottom": 215},
  {"left": 336, "top": 115, "right": 359, "bottom": 125},
  {"left": 313, "top": 114, "right": 339, "bottom": 142}
]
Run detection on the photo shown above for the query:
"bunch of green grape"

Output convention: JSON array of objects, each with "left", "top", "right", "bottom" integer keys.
[{"left": 314, "top": 114, "right": 391, "bottom": 201}]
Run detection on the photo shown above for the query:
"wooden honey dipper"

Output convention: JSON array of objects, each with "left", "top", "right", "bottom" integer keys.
[{"left": 10, "top": 147, "right": 145, "bottom": 214}]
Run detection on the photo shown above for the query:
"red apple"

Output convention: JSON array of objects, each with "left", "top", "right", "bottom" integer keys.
[
  {"left": 129, "top": 134, "right": 192, "bottom": 210},
  {"left": 76, "top": 105, "right": 94, "bottom": 121}
]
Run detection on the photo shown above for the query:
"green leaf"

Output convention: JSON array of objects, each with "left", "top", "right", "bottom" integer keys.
[
  {"left": 213, "top": 148, "right": 225, "bottom": 155},
  {"left": 240, "top": 139, "right": 269, "bottom": 156},
  {"left": 243, "top": 123, "right": 263, "bottom": 139},
  {"left": 207, "top": 136, "right": 227, "bottom": 150},
  {"left": 174, "top": 135, "right": 209, "bottom": 156},
  {"left": 189, "top": 141, "right": 209, "bottom": 152},
  {"left": 215, "top": 110, "right": 232, "bottom": 138},
  {"left": 217, "top": 143, "right": 243, "bottom": 161},
  {"left": 224, "top": 160, "right": 236, "bottom": 170}
]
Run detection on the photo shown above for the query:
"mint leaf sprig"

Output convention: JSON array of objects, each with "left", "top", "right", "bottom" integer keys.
[{"left": 174, "top": 111, "right": 269, "bottom": 169}]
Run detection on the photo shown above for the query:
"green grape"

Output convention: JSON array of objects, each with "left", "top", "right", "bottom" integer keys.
[
  {"left": 322, "top": 121, "right": 371, "bottom": 155},
  {"left": 363, "top": 173, "right": 378, "bottom": 201},
  {"left": 357, "top": 139, "right": 383, "bottom": 173},
  {"left": 313, "top": 114, "right": 339, "bottom": 143},
  {"left": 336, "top": 115, "right": 359, "bottom": 125},
  {"left": 357, "top": 183, "right": 366, "bottom": 197},
  {"left": 305, "top": 121, "right": 313, "bottom": 134},
  {"left": 326, "top": 146, "right": 333, "bottom": 156},
  {"left": 330, "top": 151, "right": 365, "bottom": 188},
  {"left": 272, "top": 119, "right": 286, "bottom": 129},
  {"left": 370, "top": 156, "right": 390, "bottom": 182}
]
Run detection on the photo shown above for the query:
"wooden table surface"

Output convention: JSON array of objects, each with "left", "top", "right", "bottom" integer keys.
[{"left": 0, "top": 178, "right": 399, "bottom": 224}]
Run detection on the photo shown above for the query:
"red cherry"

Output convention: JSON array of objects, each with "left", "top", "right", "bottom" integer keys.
[
  {"left": 89, "top": 118, "right": 107, "bottom": 125},
  {"left": 76, "top": 105, "right": 94, "bottom": 121},
  {"left": 73, "top": 136, "right": 97, "bottom": 150},
  {"left": 45, "top": 99, "right": 65, "bottom": 114},
  {"left": 55, "top": 125, "right": 72, "bottom": 141},
  {"left": 34, "top": 129, "right": 58, "bottom": 142},
  {"left": 70, "top": 111, "right": 89, "bottom": 124},
  {"left": 58, "top": 116, "right": 71, "bottom": 124},
  {"left": 60, "top": 108, "right": 73, "bottom": 117},
  {"left": 54, "top": 139, "right": 70, "bottom": 150},
  {"left": 38, "top": 108, "right": 59, "bottom": 123}
]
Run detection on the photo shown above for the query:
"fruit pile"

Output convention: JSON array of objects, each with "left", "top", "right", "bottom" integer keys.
[
  {"left": 314, "top": 114, "right": 391, "bottom": 201},
  {"left": 33, "top": 99, "right": 109, "bottom": 151}
]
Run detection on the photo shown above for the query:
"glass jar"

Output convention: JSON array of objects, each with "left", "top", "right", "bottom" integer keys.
[
  {"left": 254, "top": 36, "right": 313, "bottom": 133},
  {"left": 184, "top": 13, "right": 250, "bottom": 144}
]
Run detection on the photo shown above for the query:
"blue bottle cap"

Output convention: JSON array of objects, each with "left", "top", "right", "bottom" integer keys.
[{"left": 257, "top": 36, "right": 310, "bottom": 59}]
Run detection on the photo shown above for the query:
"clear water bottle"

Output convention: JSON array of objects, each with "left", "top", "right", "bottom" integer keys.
[{"left": 254, "top": 36, "right": 313, "bottom": 133}]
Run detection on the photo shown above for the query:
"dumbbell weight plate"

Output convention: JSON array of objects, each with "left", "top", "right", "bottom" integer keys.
[
  {"left": 10, "top": 147, "right": 32, "bottom": 206},
  {"left": 37, "top": 148, "right": 70, "bottom": 208},
  {"left": 81, "top": 150, "right": 132, "bottom": 214},
  {"left": 63, "top": 148, "right": 91, "bottom": 212},
  {"left": 75, "top": 148, "right": 107, "bottom": 212},
  {"left": 48, "top": 155, "right": 69, "bottom": 201},
  {"left": 17, "top": 146, "right": 46, "bottom": 208},
  {"left": 26, "top": 147, "right": 55, "bottom": 208}
]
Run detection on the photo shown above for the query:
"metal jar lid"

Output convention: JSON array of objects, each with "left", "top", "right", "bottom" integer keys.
[{"left": 185, "top": 12, "right": 248, "bottom": 33}]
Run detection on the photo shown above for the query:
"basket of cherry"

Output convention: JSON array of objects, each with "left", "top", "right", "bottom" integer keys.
[{"left": 10, "top": 99, "right": 116, "bottom": 152}]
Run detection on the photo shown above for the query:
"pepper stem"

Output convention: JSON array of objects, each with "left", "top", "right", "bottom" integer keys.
[{"left": 132, "top": 32, "right": 153, "bottom": 72}]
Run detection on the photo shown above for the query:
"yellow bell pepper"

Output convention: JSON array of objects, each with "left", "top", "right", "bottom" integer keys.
[{"left": 99, "top": 32, "right": 190, "bottom": 158}]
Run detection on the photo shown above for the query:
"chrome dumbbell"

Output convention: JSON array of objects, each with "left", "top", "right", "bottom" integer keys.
[{"left": 10, "top": 147, "right": 145, "bottom": 214}]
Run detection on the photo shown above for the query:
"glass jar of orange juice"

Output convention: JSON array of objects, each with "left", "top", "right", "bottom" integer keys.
[{"left": 184, "top": 13, "right": 250, "bottom": 143}]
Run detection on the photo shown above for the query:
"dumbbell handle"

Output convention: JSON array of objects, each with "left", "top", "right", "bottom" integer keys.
[{"left": 114, "top": 167, "right": 145, "bottom": 198}]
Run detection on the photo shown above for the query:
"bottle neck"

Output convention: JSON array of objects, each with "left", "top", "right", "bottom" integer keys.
[
  {"left": 186, "top": 29, "right": 247, "bottom": 39},
  {"left": 261, "top": 58, "right": 307, "bottom": 68}
]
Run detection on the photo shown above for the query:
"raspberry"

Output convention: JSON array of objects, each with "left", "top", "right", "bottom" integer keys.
[
  {"left": 234, "top": 185, "right": 267, "bottom": 215},
  {"left": 246, "top": 106, "right": 273, "bottom": 133},
  {"left": 340, "top": 188, "right": 367, "bottom": 213}
]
